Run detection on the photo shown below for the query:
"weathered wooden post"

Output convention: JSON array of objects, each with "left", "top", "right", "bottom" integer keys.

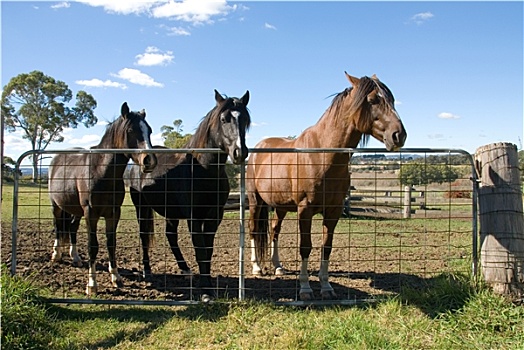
[
  {"left": 403, "top": 185, "right": 412, "bottom": 219},
  {"left": 475, "top": 142, "right": 524, "bottom": 296}
]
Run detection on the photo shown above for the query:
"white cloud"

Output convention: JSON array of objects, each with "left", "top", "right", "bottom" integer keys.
[
  {"left": 150, "top": 132, "right": 164, "bottom": 146},
  {"left": 264, "top": 22, "right": 277, "bottom": 30},
  {"left": 76, "top": 0, "right": 152, "bottom": 15},
  {"left": 135, "top": 46, "right": 174, "bottom": 66},
  {"left": 438, "top": 112, "right": 460, "bottom": 120},
  {"left": 162, "top": 25, "right": 191, "bottom": 36},
  {"left": 78, "top": 0, "right": 236, "bottom": 25},
  {"left": 67, "top": 134, "right": 101, "bottom": 145},
  {"left": 76, "top": 78, "right": 127, "bottom": 89},
  {"left": 51, "top": 2, "right": 70, "bottom": 9},
  {"left": 151, "top": 0, "right": 233, "bottom": 24},
  {"left": 410, "top": 11, "right": 434, "bottom": 25},
  {"left": 112, "top": 68, "right": 164, "bottom": 88}
]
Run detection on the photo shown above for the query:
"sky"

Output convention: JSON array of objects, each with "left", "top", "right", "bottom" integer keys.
[{"left": 1, "top": 0, "right": 523, "bottom": 166}]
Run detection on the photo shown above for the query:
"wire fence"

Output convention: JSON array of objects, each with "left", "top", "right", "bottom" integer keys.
[{"left": 4, "top": 148, "right": 478, "bottom": 306}]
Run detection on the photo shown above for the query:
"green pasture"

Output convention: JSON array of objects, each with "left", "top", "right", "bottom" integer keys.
[{"left": 2, "top": 183, "right": 523, "bottom": 350}]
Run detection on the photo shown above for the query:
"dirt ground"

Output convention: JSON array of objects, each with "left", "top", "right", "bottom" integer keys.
[{"left": 2, "top": 204, "right": 472, "bottom": 304}]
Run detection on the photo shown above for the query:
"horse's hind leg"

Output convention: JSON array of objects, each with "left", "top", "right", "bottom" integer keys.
[
  {"left": 270, "top": 208, "right": 287, "bottom": 275},
  {"left": 165, "top": 218, "right": 191, "bottom": 276},
  {"left": 51, "top": 206, "right": 71, "bottom": 263}
]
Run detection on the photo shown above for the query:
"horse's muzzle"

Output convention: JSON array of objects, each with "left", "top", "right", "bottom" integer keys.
[
  {"left": 140, "top": 153, "right": 158, "bottom": 173},
  {"left": 230, "top": 145, "right": 249, "bottom": 165}
]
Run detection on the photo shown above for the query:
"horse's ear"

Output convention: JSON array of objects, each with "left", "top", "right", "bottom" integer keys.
[
  {"left": 345, "top": 71, "right": 360, "bottom": 87},
  {"left": 121, "top": 102, "right": 129, "bottom": 118},
  {"left": 140, "top": 109, "right": 146, "bottom": 119},
  {"left": 214, "top": 89, "right": 225, "bottom": 104},
  {"left": 240, "top": 90, "right": 250, "bottom": 106},
  {"left": 371, "top": 74, "right": 378, "bottom": 80}
]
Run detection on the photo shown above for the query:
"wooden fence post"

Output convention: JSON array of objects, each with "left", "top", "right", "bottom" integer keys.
[
  {"left": 475, "top": 142, "right": 524, "bottom": 296},
  {"left": 403, "top": 185, "right": 412, "bottom": 219}
]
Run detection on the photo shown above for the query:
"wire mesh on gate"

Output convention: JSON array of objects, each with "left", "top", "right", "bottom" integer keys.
[{"left": 5, "top": 148, "right": 477, "bottom": 305}]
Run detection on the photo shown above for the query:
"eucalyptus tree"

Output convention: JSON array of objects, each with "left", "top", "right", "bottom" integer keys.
[{"left": 2, "top": 71, "right": 97, "bottom": 181}]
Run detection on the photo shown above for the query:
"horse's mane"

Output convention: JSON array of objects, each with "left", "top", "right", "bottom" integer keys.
[
  {"left": 185, "top": 96, "right": 251, "bottom": 149},
  {"left": 328, "top": 76, "right": 394, "bottom": 146},
  {"left": 93, "top": 111, "right": 142, "bottom": 149}
]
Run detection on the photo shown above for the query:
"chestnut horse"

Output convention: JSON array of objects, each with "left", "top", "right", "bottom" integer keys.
[
  {"left": 246, "top": 72, "right": 407, "bottom": 300},
  {"left": 49, "top": 102, "right": 157, "bottom": 295}
]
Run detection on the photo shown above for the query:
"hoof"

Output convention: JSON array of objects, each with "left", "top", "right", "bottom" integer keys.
[
  {"left": 142, "top": 269, "right": 153, "bottom": 281},
  {"left": 113, "top": 279, "right": 124, "bottom": 288},
  {"left": 86, "top": 285, "right": 97, "bottom": 296},
  {"left": 274, "top": 266, "right": 285, "bottom": 276},
  {"left": 201, "top": 293, "right": 213, "bottom": 303},
  {"left": 51, "top": 254, "right": 61, "bottom": 263},
  {"left": 181, "top": 269, "right": 193, "bottom": 279},
  {"left": 299, "top": 291, "right": 314, "bottom": 301},
  {"left": 321, "top": 289, "right": 337, "bottom": 300},
  {"left": 71, "top": 259, "right": 83, "bottom": 268},
  {"left": 252, "top": 267, "right": 263, "bottom": 276}
]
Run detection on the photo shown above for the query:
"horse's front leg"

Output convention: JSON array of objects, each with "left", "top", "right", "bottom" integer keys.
[
  {"left": 319, "top": 214, "right": 339, "bottom": 300},
  {"left": 85, "top": 210, "right": 99, "bottom": 295},
  {"left": 69, "top": 216, "right": 82, "bottom": 267},
  {"left": 105, "top": 208, "right": 123, "bottom": 288},
  {"left": 165, "top": 218, "right": 191, "bottom": 276},
  {"left": 297, "top": 207, "right": 314, "bottom": 301}
]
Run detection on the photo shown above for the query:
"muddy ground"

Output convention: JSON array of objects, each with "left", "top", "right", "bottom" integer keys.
[{"left": 2, "top": 206, "right": 472, "bottom": 304}]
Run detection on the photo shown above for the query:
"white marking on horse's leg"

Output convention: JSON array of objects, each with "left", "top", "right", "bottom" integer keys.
[
  {"left": 250, "top": 239, "right": 262, "bottom": 275},
  {"left": 319, "top": 258, "right": 335, "bottom": 298},
  {"left": 86, "top": 263, "right": 97, "bottom": 295},
  {"left": 271, "top": 240, "right": 284, "bottom": 275},
  {"left": 109, "top": 262, "right": 123, "bottom": 287},
  {"left": 299, "top": 258, "right": 313, "bottom": 300},
  {"left": 51, "top": 239, "right": 62, "bottom": 262},
  {"left": 69, "top": 244, "right": 82, "bottom": 267}
]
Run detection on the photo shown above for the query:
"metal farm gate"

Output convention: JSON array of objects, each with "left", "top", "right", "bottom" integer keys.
[{"left": 6, "top": 148, "right": 478, "bottom": 306}]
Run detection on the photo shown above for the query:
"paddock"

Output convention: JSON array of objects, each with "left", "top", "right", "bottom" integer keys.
[{"left": 3, "top": 147, "right": 477, "bottom": 306}]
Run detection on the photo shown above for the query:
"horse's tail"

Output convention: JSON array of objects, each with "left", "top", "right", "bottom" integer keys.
[{"left": 253, "top": 203, "right": 269, "bottom": 264}]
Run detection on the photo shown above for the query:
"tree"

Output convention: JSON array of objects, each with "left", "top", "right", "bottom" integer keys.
[
  {"left": 2, "top": 156, "right": 20, "bottom": 181},
  {"left": 399, "top": 162, "right": 460, "bottom": 186},
  {"left": 161, "top": 119, "right": 192, "bottom": 149},
  {"left": 1, "top": 71, "right": 97, "bottom": 182}
]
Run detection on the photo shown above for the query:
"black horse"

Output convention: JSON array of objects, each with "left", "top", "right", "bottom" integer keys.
[
  {"left": 49, "top": 102, "right": 157, "bottom": 295},
  {"left": 127, "top": 90, "right": 251, "bottom": 300}
]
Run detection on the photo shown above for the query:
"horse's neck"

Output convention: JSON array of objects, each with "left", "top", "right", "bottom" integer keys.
[{"left": 301, "top": 108, "right": 363, "bottom": 149}]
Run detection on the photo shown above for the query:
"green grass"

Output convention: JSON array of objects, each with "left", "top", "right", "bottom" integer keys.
[{"left": 2, "top": 265, "right": 523, "bottom": 350}]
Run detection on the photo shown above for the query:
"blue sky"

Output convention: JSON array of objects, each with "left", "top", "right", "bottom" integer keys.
[{"left": 2, "top": 1, "right": 523, "bottom": 165}]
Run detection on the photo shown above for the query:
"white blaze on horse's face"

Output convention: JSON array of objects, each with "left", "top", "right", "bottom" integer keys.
[
  {"left": 138, "top": 118, "right": 154, "bottom": 150},
  {"left": 231, "top": 110, "right": 243, "bottom": 151}
]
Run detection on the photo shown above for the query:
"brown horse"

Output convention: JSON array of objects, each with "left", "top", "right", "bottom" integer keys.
[
  {"left": 246, "top": 72, "right": 407, "bottom": 301},
  {"left": 49, "top": 102, "right": 157, "bottom": 295}
]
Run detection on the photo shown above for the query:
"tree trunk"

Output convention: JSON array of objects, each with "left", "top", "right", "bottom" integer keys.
[
  {"left": 31, "top": 154, "right": 38, "bottom": 183},
  {"left": 475, "top": 142, "right": 524, "bottom": 297}
]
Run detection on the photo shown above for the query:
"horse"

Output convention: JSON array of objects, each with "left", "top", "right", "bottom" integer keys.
[
  {"left": 127, "top": 89, "right": 251, "bottom": 300},
  {"left": 48, "top": 102, "right": 157, "bottom": 295},
  {"left": 246, "top": 72, "right": 407, "bottom": 301}
]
